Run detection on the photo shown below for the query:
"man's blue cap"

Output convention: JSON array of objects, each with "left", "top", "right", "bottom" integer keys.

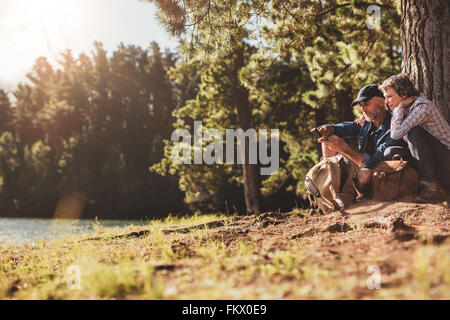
[{"left": 351, "top": 84, "right": 384, "bottom": 107}]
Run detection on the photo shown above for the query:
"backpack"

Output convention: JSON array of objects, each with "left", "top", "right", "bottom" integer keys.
[
  {"left": 305, "top": 155, "right": 358, "bottom": 214},
  {"left": 371, "top": 155, "right": 419, "bottom": 201}
]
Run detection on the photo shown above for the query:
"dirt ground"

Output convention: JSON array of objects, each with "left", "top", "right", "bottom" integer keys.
[
  {"left": 154, "top": 200, "right": 450, "bottom": 299},
  {"left": 3, "top": 200, "right": 448, "bottom": 299}
]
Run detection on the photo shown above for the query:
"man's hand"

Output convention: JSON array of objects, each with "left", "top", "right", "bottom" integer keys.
[
  {"left": 317, "top": 126, "right": 332, "bottom": 138},
  {"left": 397, "top": 96, "right": 418, "bottom": 117},
  {"left": 319, "top": 134, "right": 365, "bottom": 166},
  {"left": 318, "top": 134, "right": 350, "bottom": 154}
]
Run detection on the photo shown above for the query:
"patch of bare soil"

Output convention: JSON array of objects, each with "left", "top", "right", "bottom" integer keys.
[
  {"left": 88, "top": 201, "right": 449, "bottom": 298},
  {"left": 183, "top": 201, "right": 449, "bottom": 248},
  {"left": 161, "top": 201, "right": 449, "bottom": 298}
]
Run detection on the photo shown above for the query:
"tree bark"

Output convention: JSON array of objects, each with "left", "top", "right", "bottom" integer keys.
[
  {"left": 315, "top": 105, "right": 328, "bottom": 157},
  {"left": 335, "top": 88, "right": 355, "bottom": 123},
  {"left": 401, "top": 0, "right": 450, "bottom": 121},
  {"left": 233, "top": 46, "right": 261, "bottom": 215}
]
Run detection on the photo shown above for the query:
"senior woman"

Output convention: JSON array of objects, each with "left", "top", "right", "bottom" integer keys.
[{"left": 379, "top": 73, "right": 450, "bottom": 202}]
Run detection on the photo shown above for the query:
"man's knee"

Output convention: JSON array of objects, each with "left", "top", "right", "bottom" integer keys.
[{"left": 322, "top": 143, "right": 338, "bottom": 159}]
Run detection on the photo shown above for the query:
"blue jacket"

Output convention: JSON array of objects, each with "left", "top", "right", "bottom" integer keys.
[{"left": 327, "top": 112, "right": 407, "bottom": 168}]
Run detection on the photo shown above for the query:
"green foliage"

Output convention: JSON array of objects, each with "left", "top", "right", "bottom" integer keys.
[
  {"left": 149, "top": 0, "right": 402, "bottom": 208},
  {"left": 0, "top": 1, "right": 404, "bottom": 216},
  {"left": 151, "top": 45, "right": 248, "bottom": 211},
  {"left": 0, "top": 42, "right": 184, "bottom": 218}
]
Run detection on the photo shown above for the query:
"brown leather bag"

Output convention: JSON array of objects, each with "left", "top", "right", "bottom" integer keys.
[{"left": 372, "top": 155, "right": 419, "bottom": 201}]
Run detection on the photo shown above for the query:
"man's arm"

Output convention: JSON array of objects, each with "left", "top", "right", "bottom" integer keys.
[
  {"left": 319, "top": 135, "right": 364, "bottom": 166},
  {"left": 360, "top": 130, "right": 404, "bottom": 168},
  {"left": 317, "top": 121, "right": 362, "bottom": 163},
  {"left": 326, "top": 121, "right": 361, "bottom": 139},
  {"left": 319, "top": 132, "right": 398, "bottom": 168}
]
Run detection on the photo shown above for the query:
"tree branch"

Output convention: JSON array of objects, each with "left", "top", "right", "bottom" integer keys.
[{"left": 317, "top": 1, "right": 394, "bottom": 18}]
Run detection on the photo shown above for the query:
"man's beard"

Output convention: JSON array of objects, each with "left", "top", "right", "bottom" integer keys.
[{"left": 363, "top": 110, "right": 380, "bottom": 122}]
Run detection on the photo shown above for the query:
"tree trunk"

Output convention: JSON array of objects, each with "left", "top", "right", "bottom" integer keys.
[
  {"left": 315, "top": 105, "right": 327, "bottom": 158},
  {"left": 233, "top": 46, "right": 261, "bottom": 215},
  {"left": 335, "top": 89, "right": 354, "bottom": 123},
  {"left": 401, "top": 0, "right": 450, "bottom": 121}
]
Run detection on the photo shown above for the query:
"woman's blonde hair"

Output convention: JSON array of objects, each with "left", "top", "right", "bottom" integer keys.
[{"left": 379, "top": 73, "right": 419, "bottom": 97}]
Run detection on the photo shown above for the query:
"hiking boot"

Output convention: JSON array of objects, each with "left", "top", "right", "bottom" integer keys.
[{"left": 415, "top": 181, "right": 441, "bottom": 203}]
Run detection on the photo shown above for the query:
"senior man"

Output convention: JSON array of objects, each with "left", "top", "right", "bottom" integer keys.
[{"left": 317, "top": 84, "right": 411, "bottom": 195}]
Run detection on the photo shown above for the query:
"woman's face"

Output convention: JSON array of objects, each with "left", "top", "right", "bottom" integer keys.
[{"left": 383, "top": 87, "right": 406, "bottom": 111}]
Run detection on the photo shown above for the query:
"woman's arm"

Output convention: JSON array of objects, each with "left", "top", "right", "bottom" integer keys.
[{"left": 391, "top": 101, "right": 431, "bottom": 140}]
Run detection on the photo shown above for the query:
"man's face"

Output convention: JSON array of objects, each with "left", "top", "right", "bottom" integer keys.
[{"left": 359, "top": 97, "right": 384, "bottom": 121}]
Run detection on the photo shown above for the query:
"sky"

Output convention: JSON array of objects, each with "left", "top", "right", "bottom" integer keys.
[{"left": 0, "top": 0, "right": 178, "bottom": 91}]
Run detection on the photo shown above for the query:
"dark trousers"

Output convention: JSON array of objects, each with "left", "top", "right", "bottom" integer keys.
[
  {"left": 404, "top": 126, "right": 450, "bottom": 191},
  {"left": 383, "top": 145, "right": 412, "bottom": 162}
]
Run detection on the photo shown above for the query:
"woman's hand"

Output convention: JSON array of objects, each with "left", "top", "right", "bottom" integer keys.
[
  {"left": 397, "top": 96, "right": 418, "bottom": 117},
  {"left": 355, "top": 115, "right": 365, "bottom": 126}
]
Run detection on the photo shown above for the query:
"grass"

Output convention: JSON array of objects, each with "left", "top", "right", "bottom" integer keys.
[{"left": 0, "top": 211, "right": 449, "bottom": 299}]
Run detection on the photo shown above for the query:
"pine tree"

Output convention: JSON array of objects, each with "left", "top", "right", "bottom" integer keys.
[{"left": 146, "top": 0, "right": 402, "bottom": 207}]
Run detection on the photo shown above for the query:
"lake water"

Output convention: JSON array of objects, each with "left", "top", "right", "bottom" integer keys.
[{"left": 0, "top": 218, "right": 144, "bottom": 245}]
